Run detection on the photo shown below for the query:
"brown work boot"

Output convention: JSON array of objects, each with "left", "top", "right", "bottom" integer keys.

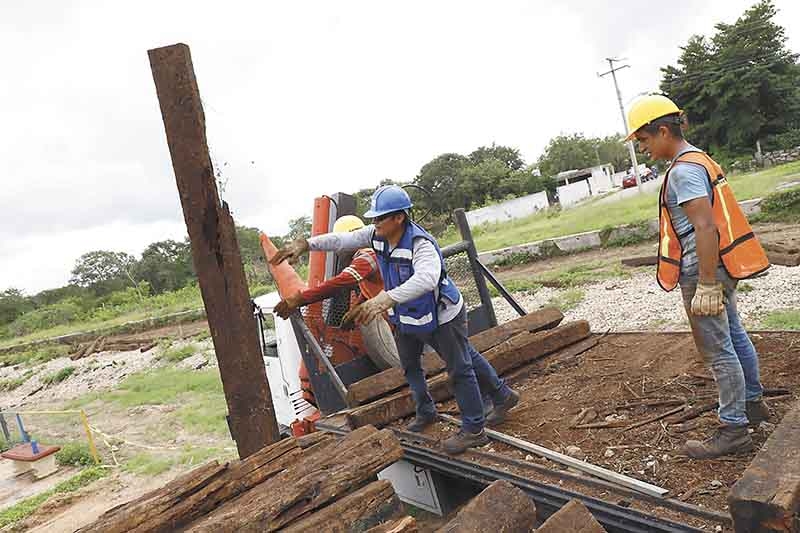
[
  {"left": 406, "top": 413, "right": 438, "bottom": 433},
  {"left": 746, "top": 400, "right": 771, "bottom": 427},
  {"left": 442, "top": 429, "right": 489, "bottom": 455},
  {"left": 680, "top": 424, "right": 753, "bottom": 459},
  {"left": 486, "top": 389, "right": 520, "bottom": 427}
]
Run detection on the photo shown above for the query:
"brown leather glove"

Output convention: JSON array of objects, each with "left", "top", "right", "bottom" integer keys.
[
  {"left": 341, "top": 291, "right": 395, "bottom": 328},
  {"left": 270, "top": 238, "right": 309, "bottom": 265},
  {"left": 690, "top": 282, "right": 725, "bottom": 316},
  {"left": 274, "top": 291, "right": 304, "bottom": 319}
]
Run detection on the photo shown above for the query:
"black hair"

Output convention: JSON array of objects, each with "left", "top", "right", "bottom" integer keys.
[{"left": 641, "top": 113, "right": 684, "bottom": 139}]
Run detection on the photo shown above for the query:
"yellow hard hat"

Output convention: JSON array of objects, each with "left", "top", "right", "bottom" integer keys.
[
  {"left": 625, "top": 94, "right": 682, "bottom": 141},
  {"left": 332, "top": 215, "right": 365, "bottom": 233}
]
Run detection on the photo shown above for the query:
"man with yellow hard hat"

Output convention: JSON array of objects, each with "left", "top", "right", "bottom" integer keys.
[
  {"left": 627, "top": 94, "right": 770, "bottom": 459},
  {"left": 274, "top": 215, "right": 401, "bottom": 370}
]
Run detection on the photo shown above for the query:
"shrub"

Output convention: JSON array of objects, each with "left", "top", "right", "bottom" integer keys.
[
  {"left": 55, "top": 442, "right": 95, "bottom": 466},
  {"left": 160, "top": 344, "right": 197, "bottom": 363},
  {"left": 8, "top": 302, "right": 83, "bottom": 336},
  {"left": 42, "top": 366, "right": 76, "bottom": 386}
]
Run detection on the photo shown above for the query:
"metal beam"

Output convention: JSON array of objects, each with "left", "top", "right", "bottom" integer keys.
[{"left": 148, "top": 43, "right": 279, "bottom": 457}]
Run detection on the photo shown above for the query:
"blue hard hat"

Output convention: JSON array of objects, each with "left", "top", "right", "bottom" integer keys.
[{"left": 363, "top": 185, "right": 413, "bottom": 218}]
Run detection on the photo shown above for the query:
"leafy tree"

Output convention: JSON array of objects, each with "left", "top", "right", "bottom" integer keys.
[
  {"left": 661, "top": 0, "right": 800, "bottom": 155},
  {"left": 286, "top": 216, "right": 312, "bottom": 241},
  {"left": 468, "top": 143, "right": 525, "bottom": 171},
  {"left": 134, "top": 240, "right": 194, "bottom": 294},
  {"left": 0, "top": 288, "right": 32, "bottom": 326},
  {"left": 70, "top": 251, "right": 139, "bottom": 296},
  {"left": 538, "top": 134, "right": 600, "bottom": 176},
  {"left": 235, "top": 226, "right": 273, "bottom": 286}
]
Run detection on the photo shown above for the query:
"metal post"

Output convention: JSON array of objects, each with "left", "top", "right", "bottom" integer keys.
[
  {"left": 599, "top": 58, "right": 641, "bottom": 192},
  {"left": 0, "top": 413, "right": 9, "bottom": 443},
  {"left": 15, "top": 414, "right": 29, "bottom": 443},
  {"left": 453, "top": 209, "right": 497, "bottom": 328},
  {"left": 148, "top": 43, "right": 280, "bottom": 457},
  {"left": 79, "top": 410, "right": 101, "bottom": 464}
]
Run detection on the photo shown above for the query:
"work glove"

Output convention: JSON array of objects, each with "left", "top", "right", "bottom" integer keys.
[
  {"left": 270, "top": 238, "right": 309, "bottom": 265},
  {"left": 690, "top": 282, "right": 725, "bottom": 316},
  {"left": 341, "top": 291, "right": 395, "bottom": 328},
  {"left": 274, "top": 291, "right": 304, "bottom": 320}
]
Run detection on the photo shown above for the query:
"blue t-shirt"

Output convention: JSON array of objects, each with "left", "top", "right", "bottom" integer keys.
[{"left": 665, "top": 144, "right": 713, "bottom": 277}]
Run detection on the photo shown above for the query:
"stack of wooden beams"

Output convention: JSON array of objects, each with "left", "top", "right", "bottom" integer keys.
[
  {"left": 78, "top": 426, "right": 411, "bottom": 532},
  {"left": 344, "top": 307, "right": 595, "bottom": 430}
]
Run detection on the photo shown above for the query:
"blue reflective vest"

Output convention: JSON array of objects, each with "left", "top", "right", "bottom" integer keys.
[{"left": 371, "top": 222, "right": 461, "bottom": 334}]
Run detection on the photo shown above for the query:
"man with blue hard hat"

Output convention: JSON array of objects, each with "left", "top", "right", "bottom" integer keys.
[{"left": 272, "top": 185, "right": 519, "bottom": 454}]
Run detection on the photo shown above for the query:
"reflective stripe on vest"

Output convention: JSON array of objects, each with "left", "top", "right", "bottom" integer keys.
[
  {"left": 352, "top": 248, "right": 384, "bottom": 300},
  {"left": 656, "top": 150, "right": 770, "bottom": 291}
]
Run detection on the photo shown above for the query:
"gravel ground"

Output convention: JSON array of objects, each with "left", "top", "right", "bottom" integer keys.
[{"left": 493, "top": 265, "right": 800, "bottom": 331}]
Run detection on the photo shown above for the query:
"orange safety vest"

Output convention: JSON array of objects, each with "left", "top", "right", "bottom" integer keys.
[
  {"left": 657, "top": 150, "right": 770, "bottom": 291},
  {"left": 352, "top": 248, "right": 384, "bottom": 300}
]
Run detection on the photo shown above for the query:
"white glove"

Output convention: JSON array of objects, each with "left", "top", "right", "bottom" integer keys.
[{"left": 342, "top": 291, "right": 395, "bottom": 327}]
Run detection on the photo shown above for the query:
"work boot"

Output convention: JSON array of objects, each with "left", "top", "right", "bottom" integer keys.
[
  {"left": 746, "top": 399, "right": 771, "bottom": 427},
  {"left": 486, "top": 389, "right": 520, "bottom": 427},
  {"left": 406, "top": 413, "right": 438, "bottom": 433},
  {"left": 680, "top": 424, "right": 754, "bottom": 459},
  {"left": 442, "top": 429, "right": 489, "bottom": 455}
]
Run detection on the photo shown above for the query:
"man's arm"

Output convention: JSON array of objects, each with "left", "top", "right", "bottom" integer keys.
[
  {"left": 682, "top": 197, "right": 719, "bottom": 284},
  {"left": 299, "top": 254, "right": 377, "bottom": 304},
  {"left": 385, "top": 239, "right": 440, "bottom": 304},
  {"left": 307, "top": 226, "right": 373, "bottom": 253}
]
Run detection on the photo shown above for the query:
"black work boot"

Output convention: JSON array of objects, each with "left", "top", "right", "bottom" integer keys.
[
  {"left": 406, "top": 413, "right": 438, "bottom": 433},
  {"left": 442, "top": 429, "right": 489, "bottom": 455},
  {"left": 486, "top": 389, "right": 520, "bottom": 427},
  {"left": 680, "top": 424, "right": 754, "bottom": 459},
  {"left": 746, "top": 399, "right": 771, "bottom": 427}
]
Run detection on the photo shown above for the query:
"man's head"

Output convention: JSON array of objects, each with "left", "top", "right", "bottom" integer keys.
[
  {"left": 363, "top": 185, "right": 413, "bottom": 241},
  {"left": 626, "top": 94, "right": 685, "bottom": 161}
]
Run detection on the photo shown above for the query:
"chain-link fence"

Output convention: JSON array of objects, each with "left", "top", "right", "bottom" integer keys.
[{"left": 443, "top": 251, "right": 482, "bottom": 312}]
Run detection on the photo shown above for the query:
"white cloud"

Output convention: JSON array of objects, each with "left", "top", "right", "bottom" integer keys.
[{"left": 1, "top": 0, "right": 798, "bottom": 293}]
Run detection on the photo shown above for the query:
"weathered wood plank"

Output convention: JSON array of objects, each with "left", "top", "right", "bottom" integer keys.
[
  {"left": 184, "top": 426, "right": 404, "bottom": 532},
  {"left": 346, "top": 307, "right": 564, "bottom": 406},
  {"left": 767, "top": 250, "right": 800, "bottom": 267},
  {"left": 346, "top": 321, "right": 590, "bottom": 429},
  {"left": 729, "top": 400, "right": 800, "bottom": 533},
  {"left": 282, "top": 480, "right": 402, "bottom": 533},
  {"left": 435, "top": 480, "right": 536, "bottom": 533},
  {"left": 148, "top": 43, "right": 279, "bottom": 456},
  {"left": 621, "top": 256, "right": 658, "bottom": 267},
  {"left": 366, "top": 516, "right": 419, "bottom": 532},
  {"left": 537, "top": 499, "right": 607, "bottom": 533}
]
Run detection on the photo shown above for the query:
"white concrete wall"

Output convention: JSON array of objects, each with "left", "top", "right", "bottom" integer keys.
[
  {"left": 611, "top": 171, "right": 627, "bottom": 187},
  {"left": 465, "top": 191, "right": 550, "bottom": 226},
  {"left": 557, "top": 180, "right": 591, "bottom": 208},
  {"left": 589, "top": 168, "right": 614, "bottom": 194}
]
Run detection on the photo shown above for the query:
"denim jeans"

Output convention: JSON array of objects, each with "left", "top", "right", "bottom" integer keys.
[
  {"left": 680, "top": 270, "right": 764, "bottom": 426},
  {"left": 395, "top": 305, "right": 512, "bottom": 433}
]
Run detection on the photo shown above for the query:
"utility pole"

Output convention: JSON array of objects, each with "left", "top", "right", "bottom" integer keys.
[
  {"left": 149, "top": 43, "right": 280, "bottom": 457},
  {"left": 599, "top": 58, "right": 641, "bottom": 191}
]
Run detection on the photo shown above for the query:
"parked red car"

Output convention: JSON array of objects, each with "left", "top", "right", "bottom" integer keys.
[{"left": 622, "top": 167, "right": 658, "bottom": 189}]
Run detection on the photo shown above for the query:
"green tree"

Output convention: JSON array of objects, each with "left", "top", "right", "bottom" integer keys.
[
  {"left": 70, "top": 251, "right": 139, "bottom": 296},
  {"left": 235, "top": 226, "right": 273, "bottom": 286},
  {"left": 537, "top": 134, "right": 599, "bottom": 176},
  {"left": 286, "top": 216, "right": 312, "bottom": 241},
  {"left": 134, "top": 240, "right": 194, "bottom": 294},
  {"left": 661, "top": 0, "right": 800, "bottom": 155},
  {"left": 0, "top": 288, "right": 32, "bottom": 326}
]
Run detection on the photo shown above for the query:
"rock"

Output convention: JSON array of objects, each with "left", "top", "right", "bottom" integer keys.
[
  {"left": 710, "top": 479, "right": 723, "bottom": 489},
  {"left": 604, "top": 449, "right": 615, "bottom": 459},
  {"left": 525, "top": 454, "right": 533, "bottom": 461},
  {"left": 565, "top": 445, "right": 583, "bottom": 458}
]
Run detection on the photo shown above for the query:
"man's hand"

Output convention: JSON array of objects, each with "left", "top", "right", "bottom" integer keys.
[
  {"left": 274, "top": 291, "right": 304, "bottom": 319},
  {"left": 341, "top": 291, "right": 395, "bottom": 328},
  {"left": 691, "top": 282, "right": 725, "bottom": 316},
  {"left": 270, "top": 238, "right": 309, "bottom": 265}
]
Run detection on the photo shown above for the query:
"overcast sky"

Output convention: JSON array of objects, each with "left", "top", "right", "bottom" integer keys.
[{"left": 2, "top": 0, "right": 799, "bottom": 294}]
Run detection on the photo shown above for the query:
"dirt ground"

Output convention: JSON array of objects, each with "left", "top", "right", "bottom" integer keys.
[{"left": 401, "top": 331, "right": 800, "bottom": 530}]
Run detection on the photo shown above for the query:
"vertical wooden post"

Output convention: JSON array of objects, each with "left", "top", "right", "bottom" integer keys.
[{"left": 148, "top": 43, "right": 280, "bottom": 457}]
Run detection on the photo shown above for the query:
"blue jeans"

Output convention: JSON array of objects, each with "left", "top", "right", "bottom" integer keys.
[
  {"left": 680, "top": 270, "right": 764, "bottom": 426},
  {"left": 395, "top": 306, "right": 512, "bottom": 433}
]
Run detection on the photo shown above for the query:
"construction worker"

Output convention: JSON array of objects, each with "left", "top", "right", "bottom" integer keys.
[
  {"left": 627, "top": 94, "right": 771, "bottom": 459},
  {"left": 273, "top": 215, "right": 401, "bottom": 370},
  {"left": 272, "top": 185, "right": 519, "bottom": 454}
]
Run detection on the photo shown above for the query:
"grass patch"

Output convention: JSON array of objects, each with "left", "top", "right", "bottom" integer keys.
[
  {"left": 547, "top": 288, "right": 585, "bottom": 312},
  {"left": 71, "top": 367, "right": 228, "bottom": 437},
  {"left": 160, "top": 344, "right": 197, "bottom": 363},
  {"left": 56, "top": 442, "right": 96, "bottom": 467},
  {"left": 440, "top": 161, "right": 800, "bottom": 252},
  {"left": 760, "top": 309, "right": 800, "bottom": 330},
  {"left": 752, "top": 185, "right": 800, "bottom": 224},
  {"left": 0, "top": 370, "right": 34, "bottom": 391},
  {"left": 123, "top": 446, "right": 226, "bottom": 476},
  {"left": 738, "top": 282, "right": 755, "bottom": 293},
  {"left": 0, "top": 344, "right": 70, "bottom": 368},
  {"left": 0, "top": 466, "right": 108, "bottom": 528},
  {"left": 41, "top": 366, "right": 76, "bottom": 386},
  {"left": 488, "top": 279, "right": 542, "bottom": 297},
  {"left": 537, "top": 261, "right": 631, "bottom": 287}
]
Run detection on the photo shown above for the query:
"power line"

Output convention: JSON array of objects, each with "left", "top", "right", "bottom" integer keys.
[{"left": 598, "top": 58, "right": 642, "bottom": 191}]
